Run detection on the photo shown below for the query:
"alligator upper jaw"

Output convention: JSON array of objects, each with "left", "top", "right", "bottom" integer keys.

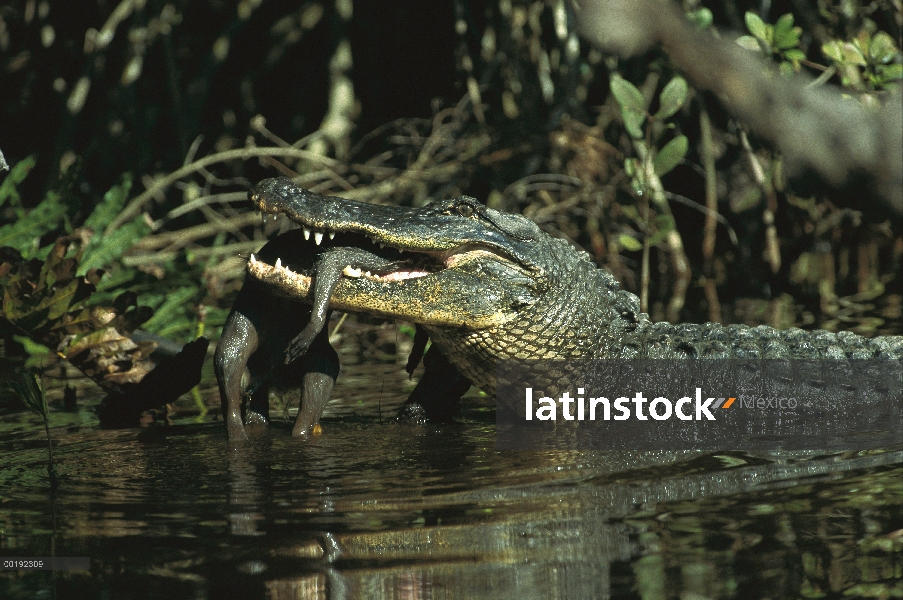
[{"left": 248, "top": 177, "right": 527, "bottom": 262}]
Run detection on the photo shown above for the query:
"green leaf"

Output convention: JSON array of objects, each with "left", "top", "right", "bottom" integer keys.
[
  {"left": 744, "top": 12, "right": 769, "bottom": 44},
  {"left": 618, "top": 234, "right": 643, "bottom": 252},
  {"left": 654, "top": 214, "right": 676, "bottom": 232},
  {"left": 649, "top": 215, "right": 676, "bottom": 246},
  {"left": 656, "top": 76, "right": 688, "bottom": 119},
  {"left": 622, "top": 110, "right": 645, "bottom": 139},
  {"left": 773, "top": 14, "right": 799, "bottom": 50},
  {"left": 736, "top": 36, "right": 763, "bottom": 53},
  {"left": 648, "top": 230, "right": 669, "bottom": 246},
  {"left": 783, "top": 49, "right": 806, "bottom": 61},
  {"left": 610, "top": 75, "right": 645, "bottom": 113},
  {"left": 0, "top": 191, "right": 67, "bottom": 254},
  {"left": 31, "top": 279, "right": 82, "bottom": 322},
  {"left": 83, "top": 174, "right": 133, "bottom": 234},
  {"left": 12, "top": 336, "right": 52, "bottom": 359},
  {"left": 140, "top": 286, "right": 197, "bottom": 335},
  {"left": 12, "top": 336, "right": 53, "bottom": 369},
  {"left": 875, "top": 63, "right": 903, "bottom": 83},
  {"left": 841, "top": 42, "right": 867, "bottom": 66},
  {"left": 0, "top": 155, "right": 36, "bottom": 209},
  {"left": 822, "top": 41, "right": 844, "bottom": 64},
  {"left": 869, "top": 32, "right": 899, "bottom": 64},
  {"left": 610, "top": 75, "right": 646, "bottom": 138},
  {"left": 623, "top": 158, "right": 637, "bottom": 178},
  {"left": 10, "top": 372, "right": 46, "bottom": 415},
  {"left": 78, "top": 215, "right": 151, "bottom": 276},
  {"left": 653, "top": 135, "right": 688, "bottom": 176},
  {"left": 686, "top": 8, "right": 712, "bottom": 30}
]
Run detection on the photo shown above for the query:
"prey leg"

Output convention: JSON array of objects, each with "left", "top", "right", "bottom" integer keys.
[
  {"left": 399, "top": 344, "right": 472, "bottom": 423},
  {"left": 292, "top": 322, "right": 341, "bottom": 437},
  {"left": 286, "top": 247, "right": 406, "bottom": 364},
  {"left": 214, "top": 309, "right": 259, "bottom": 441},
  {"left": 405, "top": 325, "right": 430, "bottom": 376}
]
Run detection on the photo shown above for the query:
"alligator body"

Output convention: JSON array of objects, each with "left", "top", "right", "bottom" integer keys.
[{"left": 245, "top": 177, "right": 903, "bottom": 415}]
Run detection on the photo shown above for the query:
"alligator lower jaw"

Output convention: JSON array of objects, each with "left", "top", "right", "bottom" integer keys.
[
  {"left": 246, "top": 249, "right": 517, "bottom": 329},
  {"left": 248, "top": 252, "right": 432, "bottom": 285}
]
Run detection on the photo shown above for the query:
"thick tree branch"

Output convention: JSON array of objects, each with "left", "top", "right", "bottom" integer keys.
[{"left": 574, "top": 0, "right": 902, "bottom": 220}]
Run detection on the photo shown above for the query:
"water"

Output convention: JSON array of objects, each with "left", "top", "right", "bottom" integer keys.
[{"left": 1, "top": 323, "right": 901, "bottom": 599}]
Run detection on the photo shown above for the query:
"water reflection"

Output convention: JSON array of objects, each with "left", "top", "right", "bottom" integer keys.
[
  {"left": 1, "top": 324, "right": 900, "bottom": 599},
  {"left": 228, "top": 449, "right": 265, "bottom": 537}
]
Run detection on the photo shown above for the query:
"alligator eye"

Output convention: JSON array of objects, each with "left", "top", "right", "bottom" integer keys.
[{"left": 456, "top": 204, "right": 474, "bottom": 218}]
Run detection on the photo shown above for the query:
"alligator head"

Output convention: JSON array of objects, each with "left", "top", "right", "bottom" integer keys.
[{"left": 247, "top": 177, "right": 553, "bottom": 328}]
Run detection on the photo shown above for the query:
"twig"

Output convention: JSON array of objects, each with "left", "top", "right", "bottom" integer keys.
[
  {"left": 641, "top": 186, "right": 650, "bottom": 315},
  {"left": 166, "top": 191, "right": 247, "bottom": 219},
  {"left": 132, "top": 212, "right": 261, "bottom": 251},
  {"left": 329, "top": 312, "right": 349, "bottom": 343},
  {"left": 110, "top": 146, "right": 345, "bottom": 231},
  {"left": 665, "top": 192, "right": 738, "bottom": 246},
  {"left": 700, "top": 107, "right": 722, "bottom": 322},
  {"left": 740, "top": 131, "right": 781, "bottom": 274},
  {"left": 122, "top": 240, "right": 265, "bottom": 267},
  {"left": 634, "top": 139, "right": 691, "bottom": 322}
]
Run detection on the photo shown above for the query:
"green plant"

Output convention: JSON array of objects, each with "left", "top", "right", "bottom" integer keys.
[
  {"left": 0, "top": 156, "right": 67, "bottom": 257},
  {"left": 609, "top": 72, "right": 691, "bottom": 320},
  {"left": 610, "top": 73, "right": 688, "bottom": 246},
  {"left": 10, "top": 372, "right": 58, "bottom": 491},
  {"left": 685, "top": 7, "right": 713, "bottom": 30},
  {"left": 822, "top": 29, "right": 903, "bottom": 91},
  {"left": 1, "top": 159, "right": 162, "bottom": 389},
  {"left": 78, "top": 173, "right": 152, "bottom": 275},
  {"left": 737, "top": 12, "right": 806, "bottom": 74}
]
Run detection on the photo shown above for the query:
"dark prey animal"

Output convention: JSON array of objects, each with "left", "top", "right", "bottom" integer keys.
[
  {"left": 245, "top": 177, "right": 903, "bottom": 416},
  {"left": 215, "top": 228, "right": 423, "bottom": 441}
]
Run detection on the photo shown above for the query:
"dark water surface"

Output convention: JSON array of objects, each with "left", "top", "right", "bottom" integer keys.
[{"left": 1, "top": 324, "right": 901, "bottom": 599}]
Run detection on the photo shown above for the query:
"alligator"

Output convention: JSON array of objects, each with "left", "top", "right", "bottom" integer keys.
[{"left": 238, "top": 177, "right": 902, "bottom": 427}]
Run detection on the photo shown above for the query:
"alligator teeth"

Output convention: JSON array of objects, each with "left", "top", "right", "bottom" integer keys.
[
  {"left": 303, "top": 228, "right": 311, "bottom": 241},
  {"left": 343, "top": 266, "right": 362, "bottom": 277},
  {"left": 275, "top": 258, "right": 282, "bottom": 269},
  {"left": 249, "top": 253, "right": 257, "bottom": 264},
  {"left": 379, "top": 243, "right": 385, "bottom": 249},
  {"left": 398, "top": 248, "right": 404, "bottom": 254},
  {"left": 314, "top": 232, "right": 324, "bottom": 245},
  {"left": 328, "top": 232, "right": 336, "bottom": 240},
  {"left": 364, "top": 271, "right": 372, "bottom": 277}
]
